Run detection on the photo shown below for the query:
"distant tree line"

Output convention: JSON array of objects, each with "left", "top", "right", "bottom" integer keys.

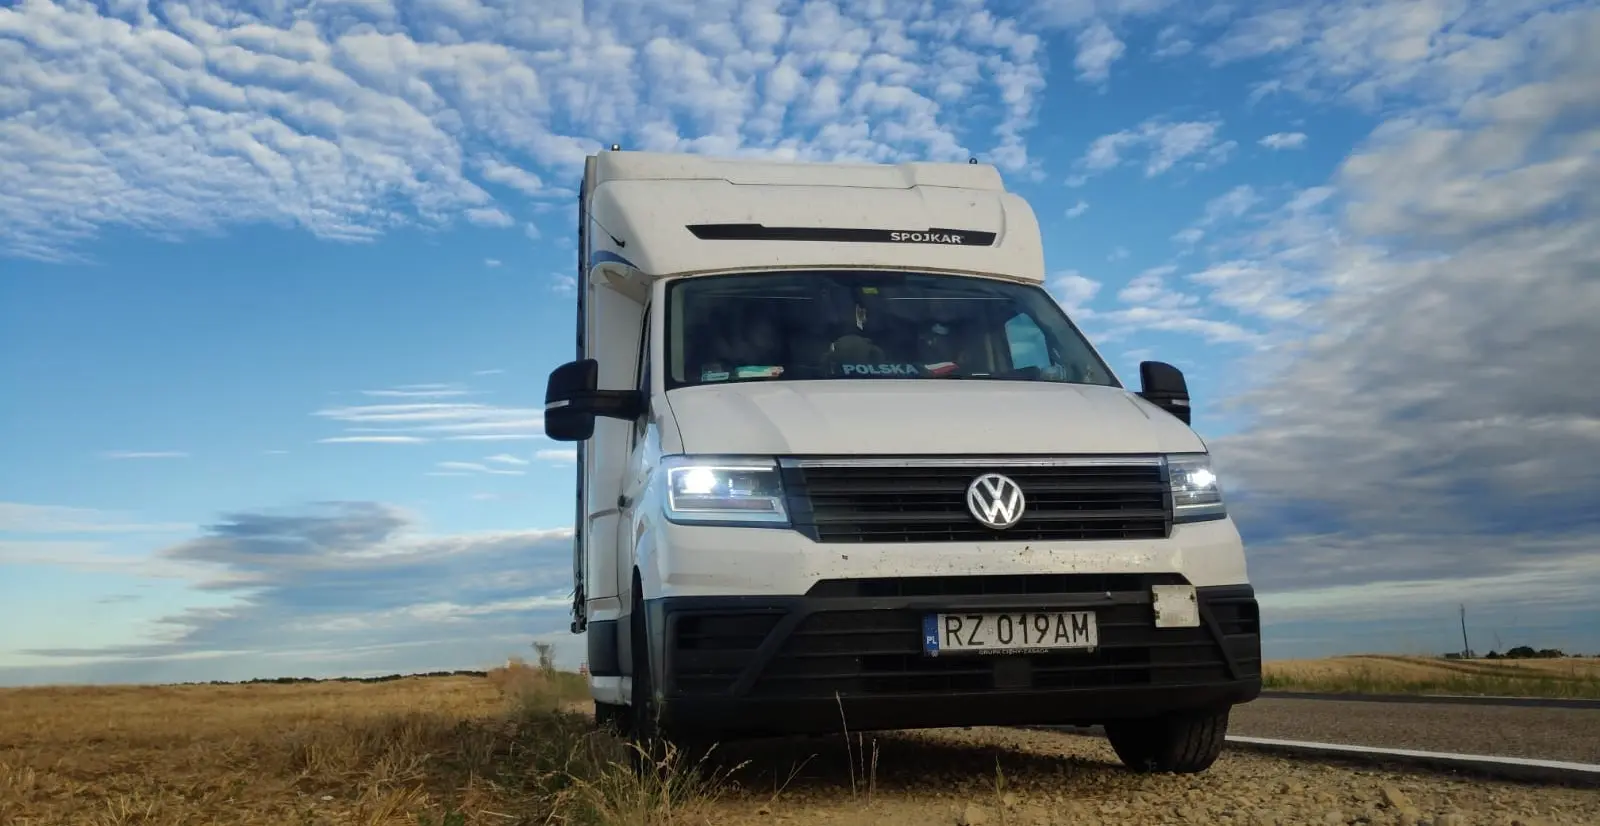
[
  {"left": 175, "top": 669, "right": 491, "bottom": 686},
  {"left": 161, "top": 641, "right": 566, "bottom": 686},
  {"left": 1484, "top": 646, "right": 1574, "bottom": 660},
  {"left": 1443, "top": 646, "right": 1591, "bottom": 660}
]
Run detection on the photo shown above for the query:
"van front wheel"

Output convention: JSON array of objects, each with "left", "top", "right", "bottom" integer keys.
[{"left": 1104, "top": 706, "right": 1230, "bottom": 774}]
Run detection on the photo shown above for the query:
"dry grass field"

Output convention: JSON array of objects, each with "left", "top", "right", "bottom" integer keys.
[
  {"left": 0, "top": 659, "right": 726, "bottom": 826},
  {"left": 6, "top": 655, "right": 1600, "bottom": 826},
  {"left": 1263, "top": 654, "right": 1600, "bottom": 699}
]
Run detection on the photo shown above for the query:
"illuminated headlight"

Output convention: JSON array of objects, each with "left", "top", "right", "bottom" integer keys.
[
  {"left": 662, "top": 456, "right": 789, "bottom": 526},
  {"left": 1168, "top": 453, "right": 1226, "bottom": 523}
]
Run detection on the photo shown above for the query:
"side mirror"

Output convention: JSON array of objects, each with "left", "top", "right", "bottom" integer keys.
[
  {"left": 1138, "top": 360, "right": 1191, "bottom": 425},
  {"left": 543, "top": 359, "right": 647, "bottom": 442}
]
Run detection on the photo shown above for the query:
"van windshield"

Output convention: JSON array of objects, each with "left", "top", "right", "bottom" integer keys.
[{"left": 664, "top": 270, "right": 1119, "bottom": 390}]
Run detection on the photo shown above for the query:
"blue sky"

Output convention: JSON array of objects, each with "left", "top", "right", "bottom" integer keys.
[{"left": 2, "top": 0, "right": 1597, "bottom": 685}]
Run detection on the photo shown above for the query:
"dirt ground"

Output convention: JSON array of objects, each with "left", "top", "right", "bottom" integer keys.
[{"left": 1, "top": 668, "right": 1596, "bottom": 826}]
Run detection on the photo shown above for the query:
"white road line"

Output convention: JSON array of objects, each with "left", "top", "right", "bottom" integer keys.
[
  {"left": 1224, "top": 735, "right": 1600, "bottom": 788},
  {"left": 1026, "top": 726, "right": 1599, "bottom": 787},
  {"left": 1258, "top": 690, "right": 1600, "bottom": 711}
]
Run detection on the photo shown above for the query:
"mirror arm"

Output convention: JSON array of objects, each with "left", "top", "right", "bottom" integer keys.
[
  {"left": 1137, "top": 391, "right": 1191, "bottom": 424},
  {"left": 566, "top": 389, "right": 646, "bottom": 421}
]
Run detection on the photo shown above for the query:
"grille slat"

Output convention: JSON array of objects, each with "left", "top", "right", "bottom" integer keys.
[{"left": 784, "top": 460, "right": 1172, "bottom": 543}]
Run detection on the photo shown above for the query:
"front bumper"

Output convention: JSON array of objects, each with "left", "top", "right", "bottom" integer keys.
[{"left": 644, "top": 572, "right": 1262, "bottom": 738}]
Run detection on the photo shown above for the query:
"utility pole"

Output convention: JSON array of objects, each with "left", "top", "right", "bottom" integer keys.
[{"left": 1459, "top": 604, "right": 1472, "bottom": 659}]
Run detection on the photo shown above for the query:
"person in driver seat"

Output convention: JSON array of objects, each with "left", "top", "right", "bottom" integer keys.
[{"left": 823, "top": 292, "right": 890, "bottom": 368}]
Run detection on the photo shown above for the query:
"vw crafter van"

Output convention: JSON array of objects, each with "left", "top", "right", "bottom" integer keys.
[{"left": 542, "top": 149, "right": 1261, "bottom": 774}]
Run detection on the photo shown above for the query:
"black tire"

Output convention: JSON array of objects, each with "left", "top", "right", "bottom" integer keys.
[
  {"left": 1104, "top": 706, "right": 1230, "bottom": 774},
  {"left": 627, "top": 586, "right": 675, "bottom": 774},
  {"left": 623, "top": 584, "right": 716, "bottom": 775}
]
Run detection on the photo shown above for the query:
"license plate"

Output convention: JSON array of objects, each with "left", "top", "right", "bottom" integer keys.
[{"left": 922, "top": 611, "right": 1097, "bottom": 656}]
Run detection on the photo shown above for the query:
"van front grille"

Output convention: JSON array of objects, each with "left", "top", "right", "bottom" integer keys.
[{"left": 780, "top": 459, "right": 1172, "bottom": 544}]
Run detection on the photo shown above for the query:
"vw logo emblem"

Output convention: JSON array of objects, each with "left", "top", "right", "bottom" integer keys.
[{"left": 966, "top": 473, "right": 1026, "bottom": 529}]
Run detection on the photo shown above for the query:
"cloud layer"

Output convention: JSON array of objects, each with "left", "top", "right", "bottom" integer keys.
[
  {"left": 1199, "top": 3, "right": 1600, "bottom": 631},
  {"left": 6, "top": 501, "right": 577, "bottom": 684},
  {"left": 0, "top": 0, "right": 1050, "bottom": 260}
]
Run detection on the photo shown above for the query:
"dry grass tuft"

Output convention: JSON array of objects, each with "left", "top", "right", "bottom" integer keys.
[
  {"left": 0, "top": 666, "right": 726, "bottom": 826},
  {"left": 1264, "top": 654, "right": 1600, "bottom": 699}
]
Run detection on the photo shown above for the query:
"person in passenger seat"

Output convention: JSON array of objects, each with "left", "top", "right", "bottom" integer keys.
[
  {"left": 691, "top": 319, "right": 734, "bottom": 383},
  {"left": 730, "top": 309, "right": 786, "bottom": 379},
  {"left": 915, "top": 319, "right": 964, "bottom": 376}
]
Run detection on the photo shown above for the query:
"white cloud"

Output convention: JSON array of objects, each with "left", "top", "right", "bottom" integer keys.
[
  {"left": 1072, "top": 116, "right": 1235, "bottom": 182},
  {"left": 1094, "top": 265, "right": 1260, "bottom": 345},
  {"left": 1259, "top": 131, "right": 1308, "bottom": 149},
  {"left": 1073, "top": 20, "right": 1125, "bottom": 84},
  {"left": 1203, "top": 7, "right": 1312, "bottom": 66},
  {"left": 536, "top": 448, "right": 577, "bottom": 465},
  {"left": 477, "top": 158, "right": 548, "bottom": 196},
  {"left": 1253, "top": 535, "right": 1600, "bottom": 620},
  {"left": 100, "top": 450, "right": 188, "bottom": 460},
  {"left": 1189, "top": 260, "right": 1311, "bottom": 321},
  {"left": 1065, "top": 200, "right": 1089, "bottom": 219},
  {"left": 1049, "top": 271, "right": 1101, "bottom": 315},
  {"left": 1116, "top": 266, "right": 1182, "bottom": 306},
  {"left": 1200, "top": 184, "right": 1261, "bottom": 224},
  {"left": 0, "top": 539, "right": 218, "bottom": 584},
  {"left": 435, "top": 460, "right": 524, "bottom": 477},
  {"left": 483, "top": 257, "right": 502, "bottom": 267},
  {"left": 485, "top": 454, "right": 528, "bottom": 466},
  {"left": 1151, "top": 24, "right": 1193, "bottom": 58},
  {"left": 0, "top": 503, "right": 191, "bottom": 534},
  {"left": 0, "top": 0, "right": 1052, "bottom": 261},
  {"left": 1031, "top": 0, "right": 1180, "bottom": 29},
  {"left": 317, "top": 435, "right": 428, "bottom": 444},
  {"left": 551, "top": 273, "right": 577, "bottom": 295},
  {"left": 316, "top": 381, "right": 544, "bottom": 444},
  {"left": 360, "top": 384, "right": 472, "bottom": 399},
  {"left": 1202, "top": 1, "right": 1587, "bottom": 113},
  {"left": 1155, "top": 183, "right": 1331, "bottom": 332},
  {"left": 465, "top": 207, "right": 515, "bottom": 228}
]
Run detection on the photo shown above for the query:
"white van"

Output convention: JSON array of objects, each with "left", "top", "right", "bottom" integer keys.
[{"left": 543, "top": 149, "right": 1261, "bottom": 773}]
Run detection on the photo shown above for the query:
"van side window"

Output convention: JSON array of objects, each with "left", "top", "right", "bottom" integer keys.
[{"left": 1004, "top": 313, "right": 1050, "bottom": 371}]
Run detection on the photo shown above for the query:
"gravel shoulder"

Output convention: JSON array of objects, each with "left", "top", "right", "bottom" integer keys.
[
  {"left": 699, "top": 725, "right": 1600, "bottom": 826},
  {"left": 1229, "top": 698, "right": 1600, "bottom": 764}
]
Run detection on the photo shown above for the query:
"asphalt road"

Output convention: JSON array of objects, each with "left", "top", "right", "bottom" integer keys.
[{"left": 1228, "top": 696, "right": 1600, "bottom": 764}]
